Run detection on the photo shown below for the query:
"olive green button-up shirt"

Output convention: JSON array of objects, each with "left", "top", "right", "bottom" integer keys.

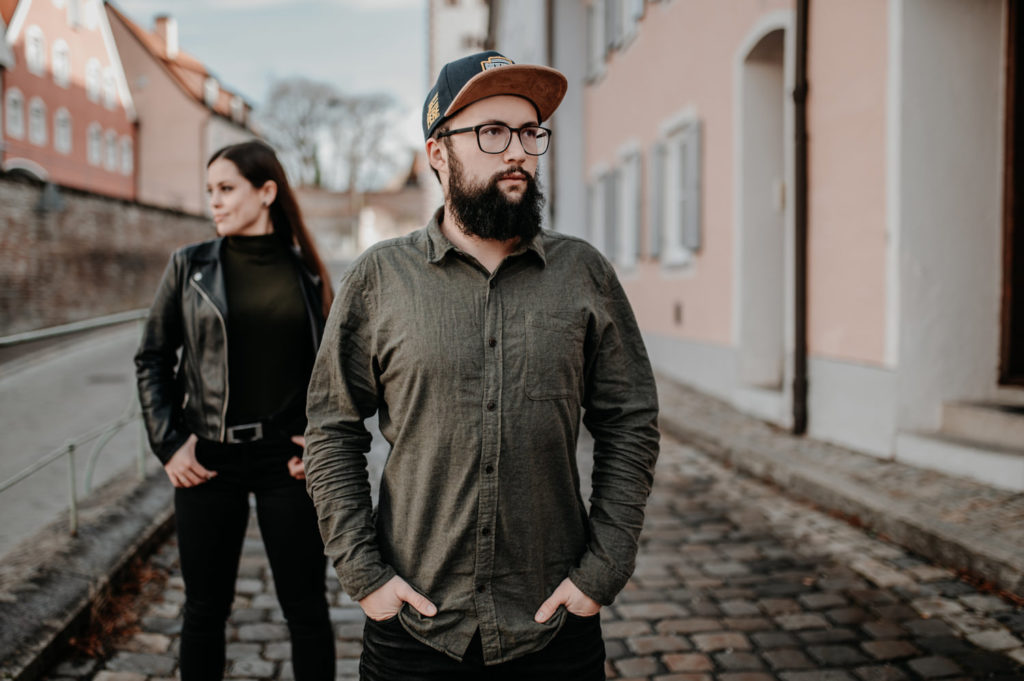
[{"left": 304, "top": 210, "right": 659, "bottom": 664}]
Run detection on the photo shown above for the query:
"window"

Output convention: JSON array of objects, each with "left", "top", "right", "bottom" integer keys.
[
  {"left": 54, "top": 108, "right": 72, "bottom": 153},
  {"left": 86, "top": 59, "right": 101, "bottom": 101},
  {"left": 616, "top": 147, "right": 643, "bottom": 268},
  {"left": 25, "top": 26, "right": 46, "bottom": 75},
  {"left": 120, "top": 136, "right": 133, "bottom": 175},
  {"left": 5, "top": 88, "right": 24, "bottom": 139},
  {"left": 87, "top": 122, "right": 102, "bottom": 165},
  {"left": 586, "top": 0, "right": 605, "bottom": 81},
  {"left": 654, "top": 113, "right": 702, "bottom": 266},
  {"left": 231, "top": 95, "right": 245, "bottom": 123},
  {"left": 204, "top": 77, "right": 220, "bottom": 108},
  {"left": 68, "top": 0, "right": 82, "bottom": 28},
  {"left": 103, "top": 67, "right": 117, "bottom": 109},
  {"left": 104, "top": 129, "right": 117, "bottom": 170},
  {"left": 52, "top": 40, "right": 70, "bottom": 87},
  {"left": 621, "top": 0, "right": 644, "bottom": 46},
  {"left": 29, "top": 98, "right": 47, "bottom": 146}
]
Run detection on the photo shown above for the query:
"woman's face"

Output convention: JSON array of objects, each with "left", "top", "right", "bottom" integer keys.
[{"left": 206, "top": 158, "right": 274, "bottom": 237}]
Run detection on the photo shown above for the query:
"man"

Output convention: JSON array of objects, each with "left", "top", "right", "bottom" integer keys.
[{"left": 304, "top": 51, "right": 660, "bottom": 680}]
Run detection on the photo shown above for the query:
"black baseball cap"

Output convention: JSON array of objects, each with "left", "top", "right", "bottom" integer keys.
[{"left": 422, "top": 50, "right": 568, "bottom": 140}]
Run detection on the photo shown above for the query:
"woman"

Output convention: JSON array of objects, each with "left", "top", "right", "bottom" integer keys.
[{"left": 135, "top": 141, "right": 335, "bottom": 681}]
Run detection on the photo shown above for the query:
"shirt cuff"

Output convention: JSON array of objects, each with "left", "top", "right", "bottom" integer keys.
[
  {"left": 341, "top": 561, "right": 397, "bottom": 603},
  {"left": 568, "top": 551, "right": 633, "bottom": 606}
]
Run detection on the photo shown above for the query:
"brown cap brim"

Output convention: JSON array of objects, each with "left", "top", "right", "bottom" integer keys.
[{"left": 444, "top": 64, "right": 567, "bottom": 123}]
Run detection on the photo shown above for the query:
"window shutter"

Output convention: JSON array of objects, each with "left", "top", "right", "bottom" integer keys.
[
  {"left": 605, "top": 0, "right": 620, "bottom": 54},
  {"left": 682, "top": 120, "right": 702, "bottom": 252},
  {"left": 604, "top": 170, "right": 618, "bottom": 258},
  {"left": 649, "top": 142, "right": 665, "bottom": 258},
  {"left": 631, "top": 0, "right": 645, "bottom": 22},
  {"left": 633, "top": 152, "right": 644, "bottom": 259}
]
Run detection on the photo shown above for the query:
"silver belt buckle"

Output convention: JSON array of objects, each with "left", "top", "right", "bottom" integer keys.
[{"left": 226, "top": 422, "right": 263, "bottom": 443}]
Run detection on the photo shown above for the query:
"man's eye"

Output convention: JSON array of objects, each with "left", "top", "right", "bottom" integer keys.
[
  {"left": 522, "top": 128, "right": 539, "bottom": 140},
  {"left": 480, "top": 126, "right": 504, "bottom": 137}
]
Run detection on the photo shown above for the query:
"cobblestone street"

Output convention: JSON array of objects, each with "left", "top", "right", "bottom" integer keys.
[{"left": 44, "top": 434, "right": 1024, "bottom": 681}]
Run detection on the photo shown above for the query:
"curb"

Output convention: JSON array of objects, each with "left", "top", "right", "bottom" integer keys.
[
  {"left": 0, "top": 470, "right": 174, "bottom": 681},
  {"left": 655, "top": 374, "right": 1024, "bottom": 598}
]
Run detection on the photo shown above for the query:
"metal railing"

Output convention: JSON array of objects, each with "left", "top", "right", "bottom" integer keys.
[{"left": 0, "top": 312, "right": 151, "bottom": 535}]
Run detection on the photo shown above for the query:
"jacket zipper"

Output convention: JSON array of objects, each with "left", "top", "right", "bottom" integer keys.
[{"left": 189, "top": 277, "right": 230, "bottom": 441}]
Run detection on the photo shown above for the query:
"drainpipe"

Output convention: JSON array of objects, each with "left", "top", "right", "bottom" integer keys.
[
  {"left": 792, "top": 0, "right": 809, "bottom": 434},
  {"left": 546, "top": 0, "right": 557, "bottom": 225}
]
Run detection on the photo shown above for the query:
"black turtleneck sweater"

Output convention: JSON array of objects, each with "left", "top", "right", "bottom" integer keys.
[{"left": 222, "top": 234, "right": 313, "bottom": 428}]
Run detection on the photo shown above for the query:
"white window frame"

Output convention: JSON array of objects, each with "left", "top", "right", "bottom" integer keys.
[
  {"left": 85, "top": 59, "right": 101, "bottom": 102},
  {"left": 616, "top": 144, "right": 643, "bottom": 269},
  {"left": 5, "top": 88, "right": 25, "bottom": 139},
  {"left": 657, "top": 109, "right": 703, "bottom": 267},
  {"left": 204, "top": 77, "right": 220, "bottom": 109},
  {"left": 25, "top": 26, "right": 46, "bottom": 76},
  {"left": 87, "top": 122, "right": 102, "bottom": 165},
  {"left": 28, "top": 97, "right": 47, "bottom": 146},
  {"left": 54, "top": 107, "right": 72, "bottom": 154},
  {"left": 52, "top": 39, "right": 70, "bottom": 87},
  {"left": 102, "top": 67, "right": 117, "bottom": 109},
  {"left": 120, "top": 135, "right": 133, "bottom": 175},
  {"left": 586, "top": 0, "right": 606, "bottom": 82},
  {"left": 104, "top": 129, "right": 117, "bottom": 170}
]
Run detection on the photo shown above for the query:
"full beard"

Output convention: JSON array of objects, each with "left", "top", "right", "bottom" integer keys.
[{"left": 446, "top": 155, "right": 545, "bottom": 243}]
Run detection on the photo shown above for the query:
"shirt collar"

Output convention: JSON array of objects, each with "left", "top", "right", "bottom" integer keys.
[{"left": 425, "top": 206, "right": 547, "bottom": 268}]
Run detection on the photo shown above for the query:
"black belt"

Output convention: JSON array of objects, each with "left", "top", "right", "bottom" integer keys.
[
  {"left": 225, "top": 414, "right": 303, "bottom": 444},
  {"left": 225, "top": 421, "right": 268, "bottom": 444}
]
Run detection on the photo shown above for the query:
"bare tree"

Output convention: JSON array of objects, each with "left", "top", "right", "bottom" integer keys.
[
  {"left": 327, "top": 93, "right": 403, "bottom": 202},
  {"left": 259, "top": 77, "right": 341, "bottom": 187}
]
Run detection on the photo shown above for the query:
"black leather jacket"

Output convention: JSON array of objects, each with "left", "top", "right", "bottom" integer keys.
[{"left": 134, "top": 238, "right": 326, "bottom": 463}]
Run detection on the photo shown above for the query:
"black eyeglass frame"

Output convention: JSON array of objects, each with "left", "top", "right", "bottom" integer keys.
[{"left": 435, "top": 123, "right": 552, "bottom": 156}]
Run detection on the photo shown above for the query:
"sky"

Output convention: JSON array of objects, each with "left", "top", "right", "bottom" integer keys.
[{"left": 111, "top": 0, "right": 429, "bottom": 157}]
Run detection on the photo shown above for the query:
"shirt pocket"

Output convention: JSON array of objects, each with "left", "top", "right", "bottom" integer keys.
[{"left": 524, "top": 311, "right": 585, "bottom": 400}]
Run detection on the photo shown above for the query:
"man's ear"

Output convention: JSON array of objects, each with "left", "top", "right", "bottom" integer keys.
[{"left": 426, "top": 138, "right": 447, "bottom": 177}]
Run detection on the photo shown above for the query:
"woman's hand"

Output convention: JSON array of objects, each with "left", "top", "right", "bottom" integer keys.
[
  {"left": 287, "top": 435, "right": 306, "bottom": 480},
  {"left": 163, "top": 434, "right": 217, "bottom": 488}
]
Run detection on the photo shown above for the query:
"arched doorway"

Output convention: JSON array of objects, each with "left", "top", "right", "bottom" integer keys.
[{"left": 737, "top": 27, "right": 788, "bottom": 390}]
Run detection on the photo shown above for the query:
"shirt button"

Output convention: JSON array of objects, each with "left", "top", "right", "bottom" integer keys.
[
  {"left": 485, "top": 464, "right": 494, "bottom": 474},
  {"left": 489, "top": 280, "right": 496, "bottom": 289},
  {"left": 477, "top": 584, "right": 486, "bottom": 593},
  {"left": 488, "top": 337, "right": 497, "bottom": 348},
  {"left": 481, "top": 527, "right": 491, "bottom": 536},
  {"left": 486, "top": 401, "right": 496, "bottom": 411}
]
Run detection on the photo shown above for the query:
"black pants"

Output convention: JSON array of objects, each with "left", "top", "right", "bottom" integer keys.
[
  {"left": 359, "top": 612, "right": 606, "bottom": 681},
  {"left": 175, "top": 437, "right": 334, "bottom": 681}
]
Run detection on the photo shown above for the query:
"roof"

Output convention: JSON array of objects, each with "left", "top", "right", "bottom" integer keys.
[
  {"left": 0, "top": 0, "right": 17, "bottom": 25},
  {"left": 105, "top": 2, "right": 252, "bottom": 125}
]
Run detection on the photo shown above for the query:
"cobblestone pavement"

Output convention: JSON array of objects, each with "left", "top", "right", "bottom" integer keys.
[{"left": 43, "top": 435, "right": 1024, "bottom": 681}]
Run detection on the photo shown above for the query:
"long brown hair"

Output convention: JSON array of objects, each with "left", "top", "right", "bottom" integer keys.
[{"left": 207, "top": 141, "right": 333, "bottom": 317}]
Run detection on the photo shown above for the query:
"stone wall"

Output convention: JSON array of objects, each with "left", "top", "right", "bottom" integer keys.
[{"left": 0, "top": 176, "right": 213, "bottom": 335}]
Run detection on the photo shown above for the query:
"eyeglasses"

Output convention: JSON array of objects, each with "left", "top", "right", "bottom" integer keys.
[{"left": 436, "top": 123, "right": 552, "bottom": 156}]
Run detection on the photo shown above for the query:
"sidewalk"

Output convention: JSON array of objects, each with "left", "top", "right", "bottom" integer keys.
[{"left": 654, "top": 373, "right": 1024, "bottom": 598}]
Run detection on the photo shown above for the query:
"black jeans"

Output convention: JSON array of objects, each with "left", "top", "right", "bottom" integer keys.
[
  {"left": 175, "top": 437, "right": 334, "bottom": 681},
  {"left": 359, "top": 612, "right": 606, "bottom": 681}
]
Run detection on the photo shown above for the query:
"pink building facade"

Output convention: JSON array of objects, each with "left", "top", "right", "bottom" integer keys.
[
  {"left": 105, "top": 5, "right": 255, "bottom": 216},
  {"left": 1, "top": 0, "right": 136, "bottom": 199},
  {"left": 491, "top": 0, "right": 1024, "bottom": 491}
]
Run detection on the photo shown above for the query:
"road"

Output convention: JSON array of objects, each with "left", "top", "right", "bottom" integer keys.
[{"left": 0, "top": 324, "right": 150, "bottom": 561}]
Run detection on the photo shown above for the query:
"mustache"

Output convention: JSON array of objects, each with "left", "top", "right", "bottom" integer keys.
[{"left": 489, "top": 166, "right": 531, "bottom": 184}]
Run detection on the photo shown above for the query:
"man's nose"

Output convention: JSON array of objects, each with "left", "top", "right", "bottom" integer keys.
[{"left": 503, "top": 131, "right": 528, "bottom": 161}]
